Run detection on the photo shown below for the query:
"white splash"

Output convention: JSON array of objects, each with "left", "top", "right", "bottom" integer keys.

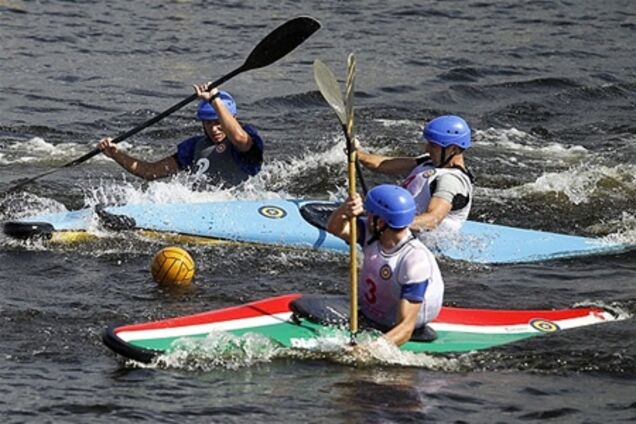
[
  {"left": 599, "top": 212, "right": 636, "bottom": 245},
  {"left": 82, "top": 133, "right": 348, "bottom": 207},
  {"left": 474, "top": 127, "right": 588, "bottom": 157},
  {"left": 287, "top": 326, "right": 466, "bottom": 370},
  {"left": 0, "top": 137, "right": 176, "bottom": 165},
  {"left": 137, "top": 331, "right": 283, "bottom": 371},
  {"left": 374, "top": 118, "right": 419, "bottom": 129},
  {"left": 2, "top": 137, "right": 95, "bottom": 164},
  {"left": 126, "top": 327, "right": 469, "bottom": 371},
  {"left": 571, "top": 301, "right": 632, "bottom": 321},
  {"left": 0, "top": 192, "right": 68, "bottom": 220},
  {"left": 520, "top": 164, "right": 635, "bottom": 205},
  {"left": 479, "top": 163, "right": 636, "bottom": 206}
]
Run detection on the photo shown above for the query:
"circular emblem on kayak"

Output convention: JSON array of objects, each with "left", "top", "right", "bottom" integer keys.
[
  {"left": 215, "top": 143, "right": 227, "bottom": 153},
  {"left": 379, "top": 264, "right": 392, "bottom": 280},
  {"left": 423, "top": 169, "right": 436, "bottom": 178},
  {"left": 530, "top": 319, "right": 560, "bottom": 333},
  {"left": 258, "top": 206, "right": 287, "bottom": 219}
]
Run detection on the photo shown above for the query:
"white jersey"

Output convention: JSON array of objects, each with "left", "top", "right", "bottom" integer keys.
[
  {"left": 359, "top": 232, "right": 444, "bottom": 329},
  {"left": 402, "top": 155, "right": 473, "bottom": 232}
]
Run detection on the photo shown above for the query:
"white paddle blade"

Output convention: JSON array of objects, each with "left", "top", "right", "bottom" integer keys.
[
  {"left": 313, "top": 59, "right": 346, "bottom": 124},
  {"left": 345, "top": 54, "right": 356, "bottom": 139}
]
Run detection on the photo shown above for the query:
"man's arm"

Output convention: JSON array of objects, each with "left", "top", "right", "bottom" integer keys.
[
  {"left": 326, "top": 192, "right": 364, "bottom": 241},
  {"left": 411, "top": 173, "right": 467, "bottom": 231},
  {"left": 211, "top": 94, "right": 253, "bottom": 152},
  {"left": 411, "top": 196, "right": 452, "bottom": 231},
  {"left": 235, "top": 126, "right": 264, "bottom": 167},
  {"left": 357, "top": 149, "right": 417, "bottom": 175},
  {"left": 384, "top": 299, "right": 421, "bottom": 346},
  {"left": 97, "top": 137, "right": 179, "bottom": 181},
  {"left": 326, "top": 203, "right": 352, "bottom": 241}
]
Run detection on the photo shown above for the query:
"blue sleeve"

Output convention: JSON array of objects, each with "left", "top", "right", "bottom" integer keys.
[
  {"left": 174, "top": 136, "right": 201, "bottom": 170},
  {"left": 231, "top": 124, "right": 264, "bottom": 176},
  {"left": 356, "top": 216, "right": 366, "bottom": 246},
  {"left": 400, "top": 280, "right": 428, "bottom": 303},
  {"left": 244, "top": 124, "right": 264, "bottom": 154}
]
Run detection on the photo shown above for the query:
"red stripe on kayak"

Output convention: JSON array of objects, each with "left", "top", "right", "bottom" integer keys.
[
  {"left": 114, "top": 293, "right": 300, "bottom": 334},
  {"left": 434, "top": 306, "right": 607, "bottom": 325},
  {"left": 114, "top": 294, "right": 609, "bottom": 335}
]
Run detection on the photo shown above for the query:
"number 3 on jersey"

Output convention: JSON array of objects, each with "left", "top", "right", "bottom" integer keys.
[{"left": 364, "top": 277, "right": 377, "bottom": 304}]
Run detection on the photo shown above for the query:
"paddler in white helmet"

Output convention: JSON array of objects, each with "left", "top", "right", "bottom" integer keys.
[
  {"left": 96, "top": 83, "right": 264, "bottom": 186},
  {"left": 357, "top": 115, "right": 474, "bottom": 233},
  {"left": 327, "top": 184, "right": 444, "bottom": 346}
]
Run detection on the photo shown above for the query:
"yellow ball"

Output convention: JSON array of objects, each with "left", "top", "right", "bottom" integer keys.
[{"left": 150, "top": 246, "right": 195, "bottom": 286}]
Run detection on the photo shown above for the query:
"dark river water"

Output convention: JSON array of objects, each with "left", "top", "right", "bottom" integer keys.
[{"left": 1, "top": 1, "right": 635, "bottom": 422}]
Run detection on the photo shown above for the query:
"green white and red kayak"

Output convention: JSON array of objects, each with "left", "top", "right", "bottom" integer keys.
[{"left": 103, "top": 293, "right": 619, "bottom": 363}]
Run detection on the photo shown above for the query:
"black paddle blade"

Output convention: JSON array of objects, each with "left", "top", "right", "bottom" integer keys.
[{"left": 243, "top": 16, "right": 321, "bottom": 71}]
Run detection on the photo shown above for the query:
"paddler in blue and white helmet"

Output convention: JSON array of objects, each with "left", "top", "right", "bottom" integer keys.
[
  {"left": 357, "top": 115, "right": 474, "bottom": 233},
  {"left": 97, "top": 83, "right": 264, "bottom": 186},
  {"left": 327, "top": 184, "right": 444, "bottom": 346}
]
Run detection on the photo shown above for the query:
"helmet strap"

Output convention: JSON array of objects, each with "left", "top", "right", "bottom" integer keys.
[
  {"left": 440, "top": 146, "right": 460, "bottom": 167},
  {"left": 202, "top": 123, "right": 212, "bottom": 141},
  {"left": 368, "top": 216, "right": 388, "bottom": 244}
]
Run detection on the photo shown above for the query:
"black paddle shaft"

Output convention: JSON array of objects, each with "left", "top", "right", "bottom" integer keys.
[
  {"left": 341, "top": 123, "right": 368, "bottom": 195},
  {"left": 7, "top": 16, "right": 321, "bottom": 191}
]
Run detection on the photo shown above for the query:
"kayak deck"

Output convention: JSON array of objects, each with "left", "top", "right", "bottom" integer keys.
[
  {"left": 103, "top": 294, "right": 619, "bottom": 363},
  {"left": 5, "top": 199, "right": 634, "bottom": 264}
]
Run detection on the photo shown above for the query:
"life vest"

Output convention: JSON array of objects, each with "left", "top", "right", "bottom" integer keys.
[
  {"left": 402, "top": 154, "right": 474, "bottom": 232},
  {"left": 174, "top": 124, "right": 263, "bottom": 186},
  {"left": 191, "top": 138, "right": 252, "bottom": 186},
  {"left": 359, "top": 233, "right": 444, "bottom": 328}
]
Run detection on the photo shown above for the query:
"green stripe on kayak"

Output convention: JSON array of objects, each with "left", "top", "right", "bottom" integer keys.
[{"left": 127, "top": 319, "right": 539, "bottom": 354}]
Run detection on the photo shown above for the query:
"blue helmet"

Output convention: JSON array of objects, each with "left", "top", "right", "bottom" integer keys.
[
  {"left": 364, "top": 184, "right": 416, "bottom": 229},
  {"left": 423, "top": 115, "right": 471, "bottom": 150},
  {"left": 196, "top": 91, "right": 237, "bottom": 121}
]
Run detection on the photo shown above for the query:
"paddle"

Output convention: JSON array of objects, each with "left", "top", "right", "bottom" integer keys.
[
  {"left": 312, "top": 60, "right": 368, "bottom": 195},
  {"left": 344, "top": 55, "right": 359, "bottom": 337},
  {"left": 313, "top": 55, "right": 360, "bottom": 336},
  {"left": 5, "top": 16, "right": 321, "bottom": 193}
]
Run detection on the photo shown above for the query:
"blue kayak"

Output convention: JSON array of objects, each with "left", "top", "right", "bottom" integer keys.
[{"left": 3, "top": 199, "right": 633, "bottom": 264}]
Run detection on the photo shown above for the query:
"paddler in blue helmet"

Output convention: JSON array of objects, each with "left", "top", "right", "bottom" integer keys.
[
  {"left": 327, "top": 184, "right": 444, "bottom": 346},
  {"left": 97, "top": 83, "right": 264, "bottom": 186},
  {"left": 357, "top": 115, "right": 474, "bottom": 233}
]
